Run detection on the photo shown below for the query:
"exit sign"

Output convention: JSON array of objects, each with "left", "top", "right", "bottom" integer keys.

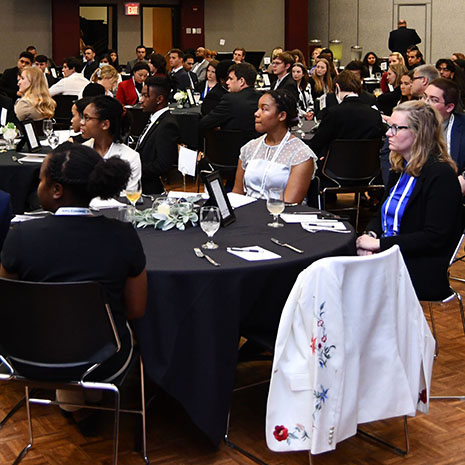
[{"left": 124, "top": 3, "right": 140, "bottom": 15}]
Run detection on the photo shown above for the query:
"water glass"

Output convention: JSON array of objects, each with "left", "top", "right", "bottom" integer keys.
[
  {"left": 266, "top": 187, "right": 284, "bottom": 228},
  {"left": 200, "top": 206, "right": 220, "bottom": 249},
  {"left": 43, "top": 119, "right": 54, "bottom": 137}
]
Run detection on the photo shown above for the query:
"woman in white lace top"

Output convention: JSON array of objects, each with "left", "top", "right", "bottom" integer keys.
[{"left": 232, "top": 89, "right": 317, "bottom": 203}]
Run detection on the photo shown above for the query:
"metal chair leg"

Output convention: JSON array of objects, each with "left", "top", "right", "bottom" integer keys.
[
  {"left": 12, "top": 387, "right": 34, "bottom": 465},
  {"left": 139, "top": 358, "right": 149, "bottom": 464},
  {"left": 454, "top": 290, "right": 465, "bottom": 335},
  {"left": 113, "top": 389, "right": 120, "bottom": 465},
  {"left": 355, "top": 192, "right": 361, "bottom": 232},
  {"left": 428, "top": 302, "right": 439, "bottom": 357},
  {"left": 357, "top": 415, "right": 409, "bottom": 456}
]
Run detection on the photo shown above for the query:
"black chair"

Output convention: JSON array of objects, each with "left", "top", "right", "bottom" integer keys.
[
  {"left": 53, "top": 94, "right": 77, "bottom": 129},
  {"left": 203, "top": 129, "right": 249, "bottom": 186},
  {"left": 0, "top": 279, "right": 148, "bottom": 465},
  {"left": 320, "top": 138, "right": 383, "bottom": 231}
]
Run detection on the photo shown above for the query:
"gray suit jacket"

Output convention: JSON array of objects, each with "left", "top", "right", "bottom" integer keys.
[{"left": 193, "top": 59, "right": 209, "bottom": 83}]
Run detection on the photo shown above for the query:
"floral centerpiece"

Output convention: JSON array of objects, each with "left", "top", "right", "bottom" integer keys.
[
  {"left": 134, "top": 195, "right": 202, "bottom": 231},
  {"left": 173, "top": 90, "right": 188, "bottom": 108},
  {"left": 1, "top": 122, "right": 18, "bottom": 150}
]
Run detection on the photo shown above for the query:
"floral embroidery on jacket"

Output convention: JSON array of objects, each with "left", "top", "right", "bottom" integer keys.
[
  {"left": 314, "top": 385, "right": 329, "bottom": 416},
  {"left": 273, "top": 424, "right": 310, "bottom": 444},
  {"left": 311, "top": 301, "right": 336, "bottom": 367}
]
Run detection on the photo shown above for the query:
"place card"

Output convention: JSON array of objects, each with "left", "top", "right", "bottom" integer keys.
[
  {"left": 226, "top": 192, "right": 257, "bottom": 209},
  {"left": 227, "top": 246, "right": 281, "bottom": 261},
  {"left": 178, "top": 146, "right": 198, "bottom": 176}
]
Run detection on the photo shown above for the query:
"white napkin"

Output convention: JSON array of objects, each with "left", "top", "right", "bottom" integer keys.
[
  {"left": 227, "top": 192, "right": 257, "bottom": 209},
  {"left": 302, "top": 222, "right": 349, "bottom": 232},
  {"left": 227, "top": 246, "right": 281, "bottom": 261}
]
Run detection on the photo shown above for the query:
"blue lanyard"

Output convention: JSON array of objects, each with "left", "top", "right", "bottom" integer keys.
[{"left": 382, "top": 172, "right": 417, "bottom": 237}]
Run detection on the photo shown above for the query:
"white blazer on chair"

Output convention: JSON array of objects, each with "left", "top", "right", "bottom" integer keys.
[{"left": 265, "top": 245, "right": 435, "bottom": 455}]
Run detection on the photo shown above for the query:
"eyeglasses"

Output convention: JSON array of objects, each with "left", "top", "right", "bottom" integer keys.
[
  {"left": 81, "top": 115, "right": 100, "bottom": 123},
  {"left": 412, "top": 76, "right": 424, "bottom": 81},
  {"left": 386, "top": 123, "right": 409, "bottom": 135},
  {"left": 272, "top": 60, "right": 283, "bottom": 66},
  {"left": 422, "top": 95, "right": 445, "bottom": 105}
]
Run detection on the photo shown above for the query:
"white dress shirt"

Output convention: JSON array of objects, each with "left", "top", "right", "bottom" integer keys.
[{"left": 49, "top": 72, "right": 89, "bottom": 97}]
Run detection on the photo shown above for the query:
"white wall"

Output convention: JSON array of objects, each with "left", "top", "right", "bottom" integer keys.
[
  {"left": 309, "top": 0, "right": 465, "bottom": 66},
  {"left": 204, "top": 0, "right": 284, "bottom": 56},
  {"left": 0, "top": 0, "right": 52, "bottom": 69}
]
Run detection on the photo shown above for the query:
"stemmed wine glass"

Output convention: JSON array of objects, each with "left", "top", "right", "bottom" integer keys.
[
  {"left": 125, "top": 180, "right": 142, "bottom": 222},
  {"left": 200, "top": 206, "right": 221, "bottom": 249},
  {"left": 42, "top": 119, "right": 54, "bottom": 138},
  {"left": 266, "top": 187, "right": 284, "bottom": 228}
]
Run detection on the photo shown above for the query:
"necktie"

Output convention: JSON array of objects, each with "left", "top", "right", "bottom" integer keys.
[{"left": 136, "top": 120, "right": 152, "bottom": 149}]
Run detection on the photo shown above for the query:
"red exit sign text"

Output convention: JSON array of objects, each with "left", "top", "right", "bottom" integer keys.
[{"left": 124, "top": 3, "right": 140, "bottom": 16}]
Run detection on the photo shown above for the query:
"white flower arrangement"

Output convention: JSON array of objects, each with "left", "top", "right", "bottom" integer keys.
[
  {"left": 1, "top": 122, "right": 17, "bottom": 141},
  {"left": 173, "top": 91, "right": 188, "bottom": 104}
]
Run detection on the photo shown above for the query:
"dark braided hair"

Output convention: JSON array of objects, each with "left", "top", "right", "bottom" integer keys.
[
  {"left": 88, "top": 95, "right": 130, "bottom": 143},
  {"left": 265, "top": 89, "right": 298, "bottom": 127},
  {"left": 45, "top": 142, "right": 131, "bottom": 205}
]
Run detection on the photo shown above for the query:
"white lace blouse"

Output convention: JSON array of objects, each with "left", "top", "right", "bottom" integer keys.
[{"left": 239, "top": 134, "right": 317, "bottom": 199}]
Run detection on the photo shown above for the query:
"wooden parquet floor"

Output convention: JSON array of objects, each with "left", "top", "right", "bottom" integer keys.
[{"left": 2, "top": 191, "right": 465, "bottom": 464}]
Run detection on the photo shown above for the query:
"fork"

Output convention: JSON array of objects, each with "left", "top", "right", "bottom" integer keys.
[
  {"left": 193, "top": 247, "right": 220, "bottom": 266},
  {"left": 271, "top": 238, "right": 304, "bottom": 254}
]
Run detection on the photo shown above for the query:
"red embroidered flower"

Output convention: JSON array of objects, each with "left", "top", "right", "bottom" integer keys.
[
  {"left": 273, "top": 425, "right": 289, "bottom": 441},
  {"left": 419, "top": 389, "right": 427, "bottom": 404},
  {"left": 317, "top": 320, "right": 324, "bottom": 327},
  {"left": 311, "top": 337, "right": 317, "bottom": 354},
  {"left": 321, "top": 336, "right": 327, "bottom": 343}
]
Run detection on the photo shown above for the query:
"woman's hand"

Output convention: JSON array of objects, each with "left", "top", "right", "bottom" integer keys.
[{"left": 356, "top": 234, "right": 380, "bottom": 256}]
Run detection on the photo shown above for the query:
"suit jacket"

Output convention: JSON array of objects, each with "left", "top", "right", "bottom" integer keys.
[
  {"left": 136, "top": 110, "right": 180, "bottom": 194},
  {"left": 199, "top": 86, "right": 260, "bottom": 141},
  {"left": 274, "top": 73, "right": 298, "bottom": 101},
  {"left": 187, "top": 71, "right": 198, "bottom": 89},
  {"left": 376, "top": 86, "right": 401, "bottom": 116},
  {"left": 450, "top": 112, "right": 465, "bottom": 173},
  {"left": 126, "top": 58, "right": 148, "bottom": 73},
  {"left": 388, "top": 27, "right": 421, "bottom": 56},
  {"left": 319, "top": 91, "right": 377, "bottom": 120},
  {"left": 83, "top": 61, "right": 99, "bottom": 81},
  {"left": 200, "top": 83, "right": 227, "bottom": 116},
  {"left": 170, "top": 68, "right": 190, "bottom": 92},
  {"left": 193, "top": 59, "right": 209, "bottom": 83},
  {"left": 45, "top": 73, "right": 57, "bottom": 88},
  {"left": 116, "top": 78, "right": 138, "bottom": 106},
  {"left": 309, "top": 96, "right": 384, "bottom": 158},
  {"left": 0, "top": 67, "right": 19, "bottom": 100},
  {"left": 367, "top": 159, "right": 463, "bottom": 301}
]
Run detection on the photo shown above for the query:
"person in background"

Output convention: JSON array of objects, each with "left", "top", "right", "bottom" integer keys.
[
  {"left": 377, "top": 62, "right": 407, "bottom": 116},
  {"left": 34, "top": 55, "right": 57, "bottom": 87},
  {"left": 82, "top": 46, "right": 99, "bottom": 81},
  {"left": 69, "top": 97, "right": 91, "bottom": 144},
  {"left": 148, "top": 53, "right": 167, "bottom": 77},
  {"left": 290, "top": 49, "right": 307, "bottom": 68},
  {"left": 357, "top": 100, "right": 462, "bottom": 302},
  {"left": 267, "top": 46, "right": 284, "bottom": 74},
  {"left": 388, "top": 19, "right": 421, "bottom": 58},
  {"left": 319, "top": 48, "right": 338, "bottom": 78},
  {"left": 380, "top": 52, "right": 405, "bottom": 93},
  {"left": 82, "top": 83, "right": 106, "bottom": 98},
  {"left": 232, "top": 89, "right": 316, "bottom": 204},
  {"left": 49, "top": 57, "right": 89, "bottom": 97},
  {"left": 399, "top": 70, "right": 414, "bottom": 103},
  {"left": 87, "top": 65, "right": 119, "bottom": 97},
  {"left": 271, "top": 51, "right": 298, "bottom": 100},
  {"left": 233, "top": 48, "right": 246, "bottom": 64},
  {"left": 309, "top": 47, "right": 323, "bottom": 75},
  {"left": 200, "top": 59, "right": 228, "bottom": 116},
  {"left": 81, "top": 95, "right": 141, "bottom": 193},
  {"left": 15, "top": 66, "right": 56, "bottom": 121},
  {"left": 0, "top": 142, "right": 147, "bottom": 429},
  {"left": 0, "top": 51, "right": 34, "bottom": 100},
  {"left": 309, "top": 57, "right": 333, "bottom": 117},
  {"left": 411, "top": 64, "right": 440, "bottom": 98},
  {"left": 116, "top": 62, "right": 150, "bottom": 106},
  {"left": 452, "top": 52, "right": 465, "bottom": 63},
  {"left": 26, "top": 45, "right": 37, "bottom": 60},
  {"left": 406, "top": 45, "right": 425, "bottom": 70},
  {"left": 291, "top": 62, "right": 313, "bottom": 120},
  {"left": 168, "top": 48, "right": 190, "bottom": 93},
  {"left": 362, "top": 51, "right": 382, "bottom": 78},
  {"left": 183, "top": 54, "right": 198, "bottom": 89},
  {"left": 107, "top": 49, "right": 121, "bottom": 72},
  {"left": 192, "top": 47, "right": 209, "bottom": 82},
  {"left": 126, "top": 45, "right": 148, "bottom": 73}
]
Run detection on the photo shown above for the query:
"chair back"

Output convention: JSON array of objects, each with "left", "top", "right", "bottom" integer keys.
[
  {"left": 204, "top": 129, "right": 248, "bottom": 169},
  {"left": 322, "top": 138, "right": 381, "bottom": 184},
  {"left": 0, "top": 279, "right": 119, "bottom": 377},
  {"left": 0, "top": 190, "right": 12, "bottom": 253},
  {"left": 53, "top": 95, "right": 77, "bottom": 125}
]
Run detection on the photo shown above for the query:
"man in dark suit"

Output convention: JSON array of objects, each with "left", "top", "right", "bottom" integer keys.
[
  {"left": 34, "top": 55, "right": 57, "bottom": 87},
  {"left": 271, "top": 51, "right": 298, "bottom": 100},
  {"left": 126, "top": 45, "right": 148, "bottom": 73},
  {"left": 388, "top": 19, "right": 421, "bottom": 58},
  {"left": 137, "top": 76, "right": 180, "bottom": 194},
  {"left": 183, "top": 54, "right": 199, "bottom": 89},
  {"left": 168, "top": 48, "right": 190, "bottom": 93},
  {"left": 0, "top": 51, "right": 34, "bottom": 100},
  {"left": 82, "top": 46, "right": 99, "bottom": 81},
  {"left": 423, "top": 78, "right": 465, "bottom": 194},
  {"left": 310, "top": 70, "right": 384, "bottom": 163},
  {"left": 199, "top": 62, "right": 260, "bottom": 141}
]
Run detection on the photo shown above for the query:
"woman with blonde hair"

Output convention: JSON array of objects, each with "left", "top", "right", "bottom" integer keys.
[
  {"left": 357, "top": 100, "right": 463, "bottom": 301},
  {"left": 14, "top": 66, "right": 56, "bottom": 121},
  {"left": 377, "top": 62, "right": 407, "bottom": 116},
  {"left": 88, "top": 64, "right": 119, "bottom": 96},
  {"left": 309, "top": 58, "right": 333, "bottom": 117}
]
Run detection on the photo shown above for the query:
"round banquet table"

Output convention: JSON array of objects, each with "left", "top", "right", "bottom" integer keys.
[{"left": 133, "top": 200, "right": 356, "bottom": 446}]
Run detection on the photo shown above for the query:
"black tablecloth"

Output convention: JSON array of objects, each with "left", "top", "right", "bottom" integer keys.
[
  {"left": 0, "top": 152, "right": 41, "bottom": 214},
  {"left": 170, "top": 105, "right": 201, "bottom": 149},
  {"left": 133, "top": 200, "right": 356, "bottom": 445}
]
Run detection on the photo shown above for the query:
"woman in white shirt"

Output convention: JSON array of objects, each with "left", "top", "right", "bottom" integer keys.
[
  {"left": 291, "top": 62, "right": 314, "bottom": 120},
  {"left": 80, "top": 95, "right": 141, "bottom": 192},
  {"left": 233, "top": 89, "right": 317, "bottom": 204}
]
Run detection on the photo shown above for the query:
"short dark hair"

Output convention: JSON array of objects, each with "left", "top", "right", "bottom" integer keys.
[
  {"left": 64, "top": 57, "right": 82, "bottom": 72},
  {"left": 84, "top": 46, "right": 95, "bottom": 54},
  {"left": 26, "top": 45, "right": 36, "bottom": 52},
  {"left": 216, "top": 60, "right": 234, "bottom": 84},
  {"left": 136, "top": 45, "right": 146, "bottom": 51},
  {"left": 145, "top": 76, "right": 171, "bottom": 101},
  {"left": 35, "top": 55, "right": 48, "bottom": 64},
  {"left": 74, "top": 97, "right": 92, "bottom": 116},
  {"left": 132, "top": 62, "right": 150, "bottom": 75},
  {"left": 89, "top": 95, "right": 130, "bottom": 143},
  {"left": 82, "top": 83, "right": 106, "bottom": 97},
  {"left": 429, "top": 78, "right": 460, "bottom": 108},
  {"left": 436, "top": 58, "right": 456, "bottom": 74},
  {"left": 169, "top": 48, "right": 184, "bottom": 60},
  {"left": 19, "top": 51, "right": 34, "bottom": 63},
  {"left": 233, "top": 47, "right": 246, "bottom": 56},
  {"left": 345, "top": 60, "right": 364, "bottom": 73},
  {"left": 184, "top": 54, "right": 195, "bottom": 62},
  {"left": 334, "top": 70, "right": 362, "bottom": 94},
  {"left": 45, "top": 142, "right": 131, "bottom": 205},
  {"left": 265, "top": 89, "right": 298, "bottom": 128},
  {"left": 149, "top": 53, "right": 167, "bottom": 75},
  {"left": 228, "top": 62, "right": 257, "bottom": 87}
]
